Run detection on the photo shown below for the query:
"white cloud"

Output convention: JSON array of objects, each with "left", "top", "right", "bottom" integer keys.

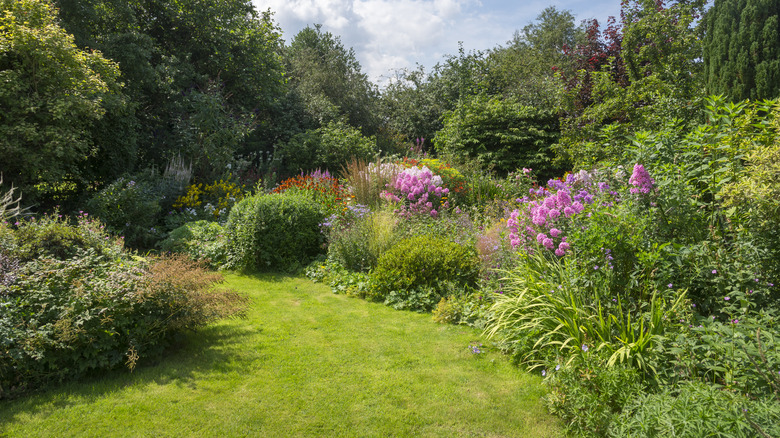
[{"left": 254, "top": 0, "right": 622, "bottom": 86}]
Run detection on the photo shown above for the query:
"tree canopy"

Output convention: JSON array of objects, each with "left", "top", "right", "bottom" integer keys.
[{"left": 704, "top": 0, "right": 780, "bottom": 101}]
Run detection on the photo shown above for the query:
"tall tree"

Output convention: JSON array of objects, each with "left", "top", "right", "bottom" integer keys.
[
  {"left": 486, "top": 6, "right": 584, "bottom": 108},
  {"left": 704, "top": 0, "right": 780, "bottom": 101},
  {"left": 284, "top": 25, "right": 380, "bottom": 136},
  {"left": 54, "top": 0, "right": 286, "bottom": 178},
  {"left": 0, "top": 0, "right": 123, "bottom": 202}
]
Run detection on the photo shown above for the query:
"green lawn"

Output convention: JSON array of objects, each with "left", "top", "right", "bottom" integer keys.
[{"left": 0, "top": 274, "right": 562, "bottom": 437}]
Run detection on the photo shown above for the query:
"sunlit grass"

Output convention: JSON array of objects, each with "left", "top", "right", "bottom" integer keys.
[{"left": 0, "top": 274, "right": 562, "bottom": 437}]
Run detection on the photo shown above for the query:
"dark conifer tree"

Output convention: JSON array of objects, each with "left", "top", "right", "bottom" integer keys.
[{"left": 704, "top": 0, "right": 780, "bottom": 101}]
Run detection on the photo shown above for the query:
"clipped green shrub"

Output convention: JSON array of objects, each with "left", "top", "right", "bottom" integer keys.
[
  {"left": 158, "top": 220, "right": 227, "bottom": 267},
  {"left": 370, "top": 235, "right": 480, "bottom": 311},
  {"left": 224, "top": 192, "right": 326, "bottom": 272}
]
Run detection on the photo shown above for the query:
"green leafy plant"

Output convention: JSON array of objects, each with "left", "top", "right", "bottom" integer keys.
[
  {"left": 326, "top": 207, "right": 397, "bottom": 272},
  {"left": 158, "top": 220, "right": 227, "bottom": 267},
  {"left": 370, "top": 235, "right": 480, "bottom": 311},
  {"left": 224, "top": 192, "right": 326, "bottom": 272},
  {"left": 0, "top": 216, "right": 247, "bottom": 398}
]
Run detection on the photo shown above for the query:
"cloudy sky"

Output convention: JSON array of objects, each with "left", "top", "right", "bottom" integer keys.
[{"left": 252, "top": 0, "right": 623, "bottom": 86}]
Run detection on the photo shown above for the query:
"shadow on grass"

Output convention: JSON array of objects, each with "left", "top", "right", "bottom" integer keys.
[{"left": 0, "top": 320, "right": 260, "bottom": 418}]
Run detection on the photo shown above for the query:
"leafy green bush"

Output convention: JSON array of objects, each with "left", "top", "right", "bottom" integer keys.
[
  {"left": 610, "top": 381, "right": 780, "bottom": 437},
  {"left": 434, "top": 94, "right": 561, "bottom": 179},
  {"left": 87, "top": 168, "right": 190, "bottom": 249},
  {"left": 158, "top": 220, "right": 227, "bottom": 267},
  {"left": 432, "top": 291, "right": 491, "bottom": 328},
  {"left": 326, "top": 207, "right": 396, "bottom": 272},
  {"left": 10, "top": 212, "right": 123, "bottom": 262},
  {"left": 544, "top": 355, "right": 646, "bottom": 438},
  {"left": 275, "top": 119, "right": 378, "bottom": 175},
  {"left": 370, "top": 235, "right": 480, "bottom": 311},
  {"left": 0, "top": 217, "right": 247, "bottom": 397},
  {"left": 224, "top": 192, "right": 326, "bottom": 272}
]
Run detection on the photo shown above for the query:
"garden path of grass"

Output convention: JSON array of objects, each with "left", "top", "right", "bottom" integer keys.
[{"left": 0, "top": 274, "right": 562, "bottom": 437}]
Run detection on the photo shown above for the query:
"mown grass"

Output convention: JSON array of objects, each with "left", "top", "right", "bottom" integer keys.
[{"left": 0, "top": 274, "right": 562, "bottom": 437}]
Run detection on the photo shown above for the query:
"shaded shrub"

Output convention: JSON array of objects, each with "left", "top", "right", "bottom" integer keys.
[
  {"left": 224, "top": 192, "right": 325, "bottom": 272},
  {"left": 275, "top": 119, "right": 378, "bottom": 175},
  {"left": 87, "top": 169, "right": 188, "bottom": 249},
  {"left": 370, "top": 235, "right": 480, "bottom": 311},
  {"left": 11, "top": 212, "right": 123, "bottom": 262},
  {"left": 0, "top": 217, "right": 246, "bottom": 398},
  {"left": 158, "top": 220, "right": 227, "bottom": 267}
]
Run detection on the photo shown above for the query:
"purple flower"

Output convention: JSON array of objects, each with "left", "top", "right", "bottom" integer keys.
[
  {"left": 712, "top": 270, "right": 717, "bottom": 274},
  {"left": 581, "top": 344, "right": 589, "bottom": 352},
  {"left": 724, "top": 297, "right": 730, "bottom": 301},
  {"left": 668, "top": 283, "right": 673, "bottom": 288},
  {"left": 541, "top": 370, "right": 546, "bottom": 377}
]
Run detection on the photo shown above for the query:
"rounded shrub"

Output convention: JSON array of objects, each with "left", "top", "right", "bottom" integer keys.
[
  {"left": 158, "top": 220, "right": 227, "bottom": 267},
  {"left": 12, "top": 212, "right": 123, "bottom": 262},
  {"left": 370, "top": 235, "right": 480, "bottom": 311},
  {"left": 224, "top": 192, "right": 326, "bottom": 272}
]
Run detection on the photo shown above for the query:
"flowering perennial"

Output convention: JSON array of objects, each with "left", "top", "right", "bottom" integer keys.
[
  {"left": 381, "top": 165, "right": 450, "bottom": 218},
  {"left": 628, "top": 164, "right": 655, "bottom": 194}
]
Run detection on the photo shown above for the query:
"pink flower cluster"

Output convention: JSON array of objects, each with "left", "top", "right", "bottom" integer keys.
[
  {"left": 381, "top": 166, "right": 450, "bottom": 218},
  {"left": 507, "top": 189, "right": 584, "bottom": 256},
  {"left": 506, "top": 172, "right": 596, "bottom": 257},
  {"left": 628, "top": 164, "right": 655, "bottom": 194}
]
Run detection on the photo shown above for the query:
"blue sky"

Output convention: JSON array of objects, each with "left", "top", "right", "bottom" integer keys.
[{"left": 252, "top": 0, "right": 624, "bottom": 85}]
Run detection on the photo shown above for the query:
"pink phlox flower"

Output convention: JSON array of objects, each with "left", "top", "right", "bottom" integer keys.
[{"left": 549, "top": 228, "right": 561, "bottom": 238}]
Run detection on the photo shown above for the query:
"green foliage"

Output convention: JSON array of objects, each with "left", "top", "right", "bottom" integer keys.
[
  {"left": 305, "top": 258, "right": 374, "bottom": 299},
  {"left": 371, "top": 235, "right": 480, "bottom": 311},
  {"left": 158, "top": 220, "right": 227, "bottom": 268},
  {"left": 86, "top": 170, "right": 189, "bottom": 249},
  {"left": 555, "top": 0, "right": 706, "bottom": 169},
  {"left": 173, "top": 81, "right": 255, "bottom": 182},
  {"left": 10, "top": 212, "right": 123, "bottom": 263},
  {"left": 485, "top": 252, "right": 686, "bottom": 375},
  {"left": 54, "top": 0, "right": 286, "bottom": 176},
  {"left": 610, "top": 381, "right": 780, "bottom": 437},
  {"left": 432, "top": 292, "right": 492, "bottom": 328},
  {"left": 485, "top": 6, "right": 583, "bottom": 108},
  {"left": 545, "top": 356, "right": 646, "bottom": 438},
  {"left": 435, "top": 94, "right": 561, "bottom": 179},
  {"left": 326, "top": 208, "right": 397, "bottom": 272},
  {"left": 284, "top": 24, "right": 380, "bottom": 136},
  {"left": 224, "top": 192, "right": 326, "bottom": 272},
  {"left": 0, "top": 217, "right": 247, "bottom": 397},
  {"left": 705, "top": 0, "right": 780, "bottom": 101},
  {"left": 0, "top": 0, "right": 123, "bottom": 203},
  {"left": 275, "top": 120, "right": 379, "bottom": 176}
]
